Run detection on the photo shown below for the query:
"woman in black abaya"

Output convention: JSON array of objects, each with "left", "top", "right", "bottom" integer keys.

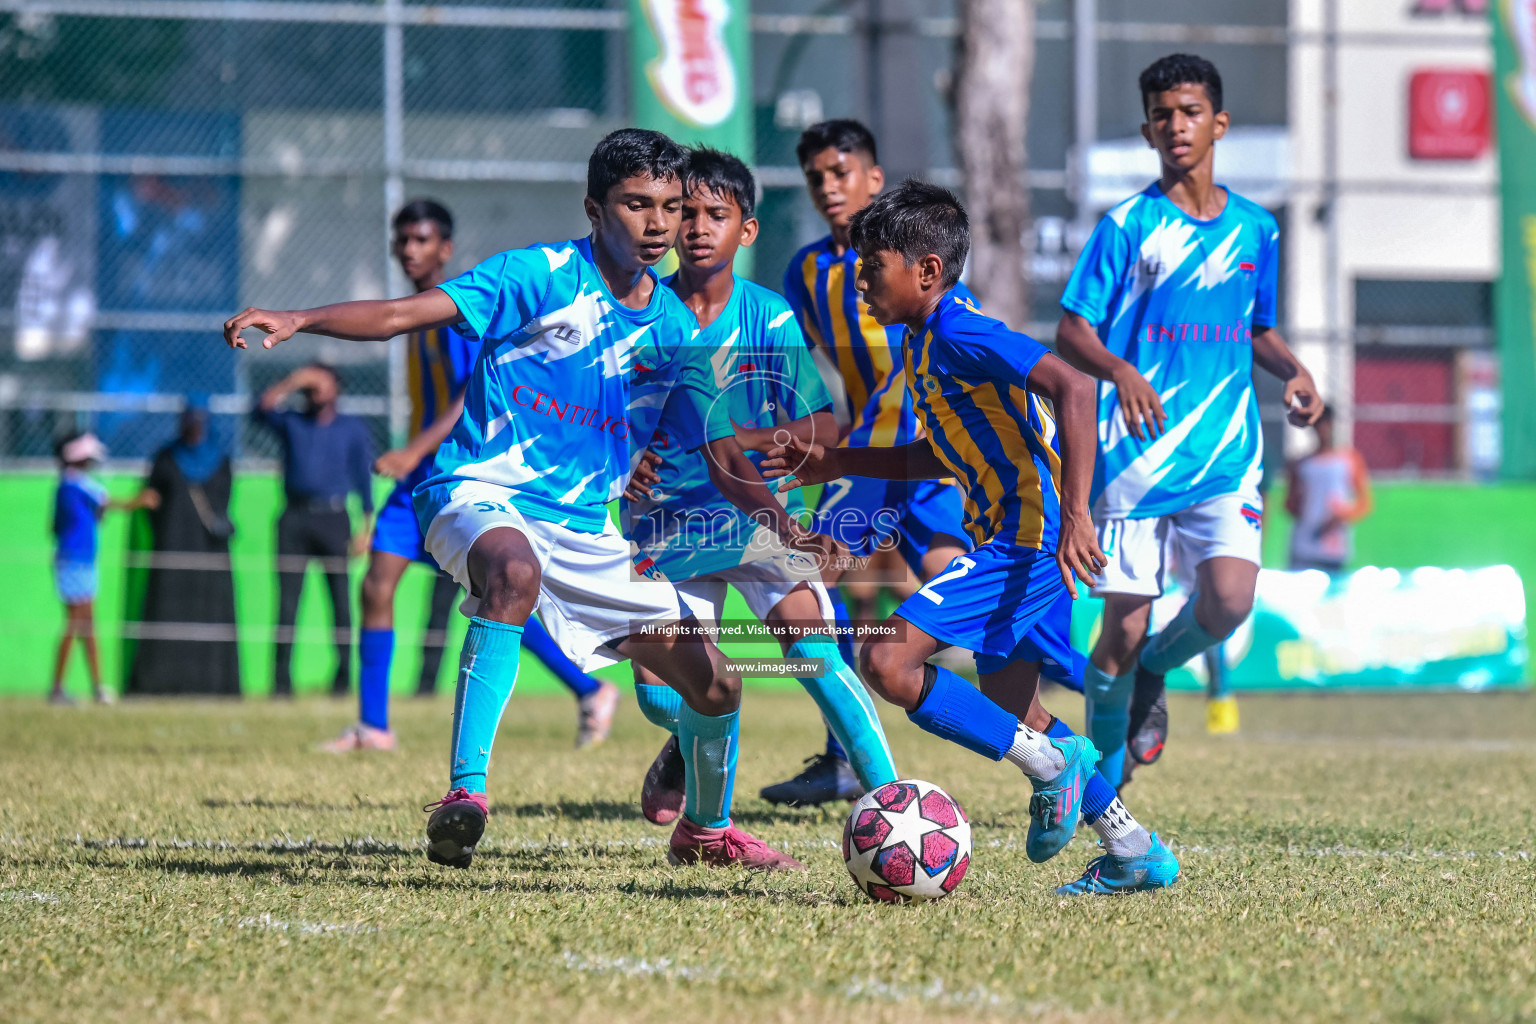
[{"left": 125, "top": 399, "right": 242, "bottom": 695}]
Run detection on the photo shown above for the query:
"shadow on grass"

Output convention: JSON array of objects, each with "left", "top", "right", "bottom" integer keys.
[
  {"left": 499, "top": 799, "right": 828, "bottom": 828},
  {"left": 202, "top": 797, "right": 398, "bottom": 812}
]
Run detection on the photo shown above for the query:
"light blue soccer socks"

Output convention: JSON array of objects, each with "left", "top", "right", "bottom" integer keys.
[
  {"left": 906, "top": 664, "right": 1019, "bottom": 760},
  {"left": 522, "top": 615, "right": 600, "bottom": 699},
  {"left": 1084, "top": 664, "right": 1135, "bottom": 787},
  {"left": 358, "top": 628, "right": 394, "bottom": 731},
  {"left": 788, "top": 636, "right": 896, "bottom": 790},
  {"left": 448, "top": 617, "right": 523, "bottom": 795},
  {"left": 1140, "top": 595, "right": 1225, "bottom": 675},
  {"left": 678, "top": 704, "right": 739, "bottom": 828},
  {"left": 635, "top": 681, "right": 683, "bottom": 734}
]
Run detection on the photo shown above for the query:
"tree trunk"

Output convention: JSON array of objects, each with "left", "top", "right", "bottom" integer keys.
[{"left": 954, "top": 0, "right": 1034, "bottom": 330}]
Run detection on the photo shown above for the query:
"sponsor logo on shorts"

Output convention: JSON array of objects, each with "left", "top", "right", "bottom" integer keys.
[{"left": 1240, "top": 504, "right": 1263, "bottom": 530}]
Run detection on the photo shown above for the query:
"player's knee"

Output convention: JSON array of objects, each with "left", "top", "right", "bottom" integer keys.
[
  {"left": 477, "top": 556, "right": 539, "bottom": 621},
  {"left": 859, "top": 638, "right": 919, "bottom": 709},
  {"left": 360, "top": 569, "right": 396, "bottom": 615},
  {"left": 1199, "top": 589, "right": 1253, "bottom": 638}
]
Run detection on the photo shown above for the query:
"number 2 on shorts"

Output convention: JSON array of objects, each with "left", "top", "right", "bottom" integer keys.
[{"left": 915, "top": 556, "right": 976, "bottom": 606}]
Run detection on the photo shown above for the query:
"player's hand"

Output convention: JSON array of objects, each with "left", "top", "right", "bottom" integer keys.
[
  {"left": 623, "top": 449, "right": 663, "bottom": 501},
  {"left": 1284, "top": 371, "right": 1323, "bottom": 427},
  {"left": 374, "top": 447, "right": 418, "bottom": 480},
  {"left": 1055, "top": 509, "right": 1106, "bottom": 600},
  {"left": 224, "top": 308, "right": 302, "bottom": 350},
  {"left": 760, "top": 435, "right": 842, "bottom": 492},
  {"left": 1110, "top": 365, "right": 1166, "bottom": 440}
]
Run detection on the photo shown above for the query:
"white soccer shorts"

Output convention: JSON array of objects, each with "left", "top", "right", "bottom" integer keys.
[
  {"left": 674, "top": 552, "right": 835, "bottom": 632},
  {"left": 1091, "top": 491, "right": 1264, "bottom": 599},
  {"left": 423, "top": 480, "right": 685, "bottom": 672}
]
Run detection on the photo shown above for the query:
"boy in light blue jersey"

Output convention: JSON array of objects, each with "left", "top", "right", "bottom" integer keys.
[
  {"left": 621, "top": 149, "right": 898, "bottom": 824},
  {"left": 768, "top": 118, "right": 971, "bottom": 806},
  {"left": 1058, "top": 54, "right": 1321, "bottom": 787},
  {"left": 321, "top": 198, "right": 614, "bottom": 756},
  {"left": 225, "top": 129, "right": 803, "bottom": 874},
  {"left": 765, "top": 181, "right": 1179, "bottom": 895}
]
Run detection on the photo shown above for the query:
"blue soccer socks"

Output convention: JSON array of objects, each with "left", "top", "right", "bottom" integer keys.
[
  {"left": 1140, "top": 596, "right": 1224, "bottom": 675},
  {"left": 907, "top": 664, "right": 1019, "bottom": 760},
  {"left": 358, "top": 628, "right": 394, "bottom": 731},
  {"left": 678, "top": 704, "right": 739, "bottom": 829},
  {"left": 1084, "top": 664, "right": 1135, "bottom": 787},
  {"left": 522, "top": 615, "right": 600, "bottom": 699},
  {"left": 788, "top": 636, "right": 896, "bottom": 791},
  {"left": 448, "top": 617, "right": 523, "bottom": 795},
  {"left": 635, "top": 681, "right": 683, "bottom": 735}
]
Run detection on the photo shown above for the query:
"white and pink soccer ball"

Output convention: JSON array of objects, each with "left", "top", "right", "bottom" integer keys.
[{"left": 842, "top": 779, "right": 972, "bottom": 904}]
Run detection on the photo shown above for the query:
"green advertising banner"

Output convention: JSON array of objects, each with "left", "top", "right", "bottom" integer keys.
[
  {"left": 1494, "top": 1, "right": 1536, "bottom": 479},
  {"left": 1069, "top": 567, "right": 1529, "bottom": 692},
  {"left": 628, "top": 0, "right": 754, "bottom": 273}
]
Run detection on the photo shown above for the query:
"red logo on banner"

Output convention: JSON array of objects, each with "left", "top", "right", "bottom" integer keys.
[{"left": 1408, "top": 69, "right": 1491, "bottom": 160}]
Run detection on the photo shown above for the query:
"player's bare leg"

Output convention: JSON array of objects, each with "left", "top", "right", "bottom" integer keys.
[{"left": 1129, "top": 555, "right": 1258, "bottom": 768}]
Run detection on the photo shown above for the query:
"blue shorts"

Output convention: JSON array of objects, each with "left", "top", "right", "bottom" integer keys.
[
  {"left": 814, "top": 477, "right": 969, "bottom": 574},
  {"left": 55, "top": 560, "right": 97, "bottom": 606},
  {"left": 894, "top": 542, "right": 1084, "bottom": 688},
  {"left": 373, "top": 479, "right": 436, "bottom": 566}
]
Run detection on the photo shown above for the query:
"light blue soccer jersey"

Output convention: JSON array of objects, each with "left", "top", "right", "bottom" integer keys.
[
  {"left": 415, "top": 236, "right": 701, "bottom": 534},
  {"left": 624, "top": 275, "right": 832, "bottom": 581},
  {"left": 1060, "top": 183, "right": 1277, "bottom": 519}
]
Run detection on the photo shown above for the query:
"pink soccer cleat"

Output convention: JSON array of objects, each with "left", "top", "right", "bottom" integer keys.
[
  {"left": 318, "top": 722, "right": 397, "bottom": 753},
  {"left": 575, "top": 680, "right": 621, "bottom": 748},
  {"left": 667, "top": 817, "right": 806, "bottom": 872},
  {"left": 423, "top": 787, "right": 489, "bottom": 869},
  {"left": 640, "top": 735, "right": 686, "bottom": 825}
]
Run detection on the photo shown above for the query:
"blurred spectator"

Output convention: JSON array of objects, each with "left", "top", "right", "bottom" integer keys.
[
  {"left": 253, "top": 364, "right": 374, "bottom": 697},
  {"left": 50, "top": 431, "right": 140, "bottom": 704},
  {"left": 124, "top": 396, "right": 241, "bottom": 696},
  {"left": 1286, "top": 405, "right": 1373, "bottom": 573}
]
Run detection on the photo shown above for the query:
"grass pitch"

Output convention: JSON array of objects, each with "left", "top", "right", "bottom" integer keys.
[{"left": 2, "top": 689, "right": 1534, "bottom": 1023}]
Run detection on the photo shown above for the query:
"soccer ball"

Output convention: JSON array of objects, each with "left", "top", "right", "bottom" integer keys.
[{"left": 842, "top": 779, "right": 972, "bottom": 904}]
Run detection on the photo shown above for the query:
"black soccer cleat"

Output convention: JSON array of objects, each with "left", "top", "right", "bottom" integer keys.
[
  {"left": 640, "top": 734, "right": 686, "bottom": 826},
  {"left": 758, "top": 753, "right": 863, "bottom": 807},
  {"left": 423, "top": 787, "right": 488, "bottom": 869},
  {"left": 1126, "top": 665, "right": 1169, "bottom": 766}
]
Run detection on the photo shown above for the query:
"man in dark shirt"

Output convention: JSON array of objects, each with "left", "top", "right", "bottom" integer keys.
[{"left": 253, "top": 363, "right": 375, "bottom": 696}]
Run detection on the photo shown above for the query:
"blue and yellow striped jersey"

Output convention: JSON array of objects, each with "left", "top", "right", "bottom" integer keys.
[
  {"left": 904, "top": 289, "right": 1063, "bottom": 551},
  {"left": 783, "top": 235, "right": 908, "bottom": 438},
  {"left": 405, "top": 325, "right": 478, "bottom": 438}
]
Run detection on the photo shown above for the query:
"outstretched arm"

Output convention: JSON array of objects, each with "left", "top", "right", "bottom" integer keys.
[
  {"left": 1252, "top": 326, "right": 1323, "bottom": 427},
  {"left": 701, "top": 436, "right": 832, "bottom": 559},
  {"left": 733, "top": 410, "right": 837, "bottom": 453},
  {"left": 759, "top": 436, "right": 948, "bottom": 489},
  {"left": 1025, "top": 352, "right": 1107, "bottom": 598},
  {"left": 224, "top": 288, "right": 462, "bottom": 350}
]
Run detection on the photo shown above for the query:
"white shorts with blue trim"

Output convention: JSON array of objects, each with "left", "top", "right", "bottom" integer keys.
[
  {"left": 421, "top": 480, "right": 685, "bottom": 672},
  {"left": 1091, "top": 491, "right": 1264, "bottom": 599},
  {"left": 673, "top": 550, "right": 835, "bottom": 632}
]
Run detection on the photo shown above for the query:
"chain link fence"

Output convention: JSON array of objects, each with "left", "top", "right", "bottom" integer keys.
[{"left": 0, "top": 0, "right": 1498, "bottom": 479}]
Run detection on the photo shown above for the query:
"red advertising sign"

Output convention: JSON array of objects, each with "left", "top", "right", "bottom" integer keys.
[{"left": 1408, "top": 68, "right": 1492, "bottom": 159}]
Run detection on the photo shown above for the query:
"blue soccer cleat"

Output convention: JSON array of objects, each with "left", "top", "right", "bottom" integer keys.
[
  {"left": 1055, "top": 832, "right": 1180, "bottom": 895},
  {"left": 1025, "top": 734, "right": 1099, "bottom": 863}
]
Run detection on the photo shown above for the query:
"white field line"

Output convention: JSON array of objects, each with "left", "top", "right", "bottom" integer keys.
[
  {"left": 558, "top": 951, "right": 722, "bottom": 981},
  {"left": 49, "top": 834, "right": 1532, "bottom": 862},
  {"left": 228, "top": 912, "right": 377, "bottom": 936},
  {"left": 0, "top": 890, "right": 59, "bottom": 903}
]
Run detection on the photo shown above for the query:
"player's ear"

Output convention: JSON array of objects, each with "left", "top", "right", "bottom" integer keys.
[
  {"left": 583, "top": 195, "right": 603, "bottom": 231},
  {"left": 1212, "top": 108, "right": 1230, "bottom": 140},
  {"left": 1140, "top": 122, "right": 1154, "bottom": 149},
  {"left": 919, "top": 254, "right": 944, "bottom": 289},
  {"left": 441, "top": 238, "right": 454, "bottom": 263},
  {"left": 867, "top": 163, "right": 885, "bottom": 194},
  {"left": 739, "top": 216, "right": 759, "bottom": 248}
]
